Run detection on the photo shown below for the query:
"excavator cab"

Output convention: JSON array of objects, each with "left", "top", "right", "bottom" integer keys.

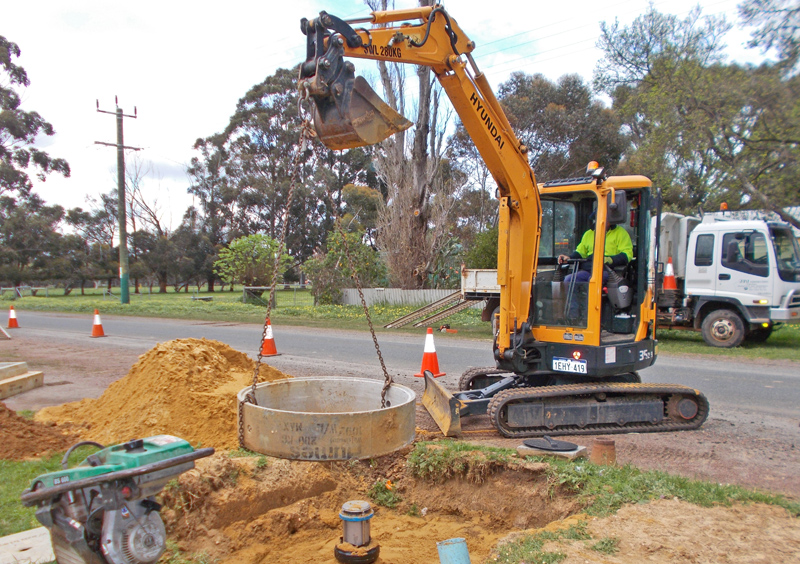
[
  {"left": 299, "top": 12, "right": 412, "bottom": 150},
  {"left": 534, "top": 182, "right": 645, "bottom": 340}
]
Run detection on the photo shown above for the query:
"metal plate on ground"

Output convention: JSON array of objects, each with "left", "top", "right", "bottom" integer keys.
[
  {"left": 523, "top": 436, "right": 578, "bottom": 452},
  {"left": 238, "top": 377, "right": 416, "bottom": 461}
]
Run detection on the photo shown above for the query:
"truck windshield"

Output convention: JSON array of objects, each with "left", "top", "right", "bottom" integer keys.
[{"left": 770, "top": 227, "right": 800, "bottom": 282}]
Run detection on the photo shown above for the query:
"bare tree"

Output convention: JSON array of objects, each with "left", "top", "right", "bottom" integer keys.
[{"left": 365, "top": 0, "right": 463, "bottom": 288}]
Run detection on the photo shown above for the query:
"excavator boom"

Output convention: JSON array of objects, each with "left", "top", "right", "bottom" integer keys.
[{"left": 299, "top": 5, "right": 541, "bottom": 361}]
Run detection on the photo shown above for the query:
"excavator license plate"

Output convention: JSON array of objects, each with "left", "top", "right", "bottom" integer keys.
[{"left": 552, "top": 357, "right": 587, "bottom": 374}]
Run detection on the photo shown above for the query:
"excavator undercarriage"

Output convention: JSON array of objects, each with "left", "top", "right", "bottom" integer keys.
[{"left": 423, "top": 372, "right": 709, "bottom": 438}]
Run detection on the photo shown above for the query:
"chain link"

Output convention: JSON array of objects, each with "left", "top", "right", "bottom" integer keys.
[{"left": 333, "top": 217, "right": 394, "bottom": 408}]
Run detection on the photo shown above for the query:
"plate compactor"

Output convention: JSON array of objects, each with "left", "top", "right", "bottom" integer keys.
[{"left": 21, "top": 435, "right": 214, "bottom": 564}]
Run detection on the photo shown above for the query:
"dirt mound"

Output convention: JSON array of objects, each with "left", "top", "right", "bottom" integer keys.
[
  {"left": 159, "top": 449, "right": 577, "bottom": 564},
  {"left": 0, "top": 403, "right": 78, "bottom": 460},
  {"left": 523, "top": 497, "right": 800, "bottom": 563},
  {"left": 35, "top": 339, "right": 290, "bottom": 449}
]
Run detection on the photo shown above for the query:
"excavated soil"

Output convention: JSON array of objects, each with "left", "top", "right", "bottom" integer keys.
[
  {"left": 0, "top": 403, "right": 78, "bottom": 460},
  {"left": 158, "top": 450, "right": 799, "bottom": 564},
  {"left": 159, "top": 449, "right": 579, "bottom": 564},
  {"left": 33, "top": 338, "right": 291, "bottom": 449},
  {"left": 2, "top": 337, "right": 798, "bottom": 562}
]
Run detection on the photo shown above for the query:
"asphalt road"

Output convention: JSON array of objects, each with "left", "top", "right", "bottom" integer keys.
[{"left": 9, "top": 311, "right": 800, "bottom": 418}]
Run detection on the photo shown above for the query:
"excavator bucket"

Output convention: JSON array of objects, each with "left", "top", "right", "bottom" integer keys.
[
  {"left": 312, "top": 76, "right": 413, "bottom": 151},
  {"left": 422, "top": 372, "right": 463, "bottom": 437},
  {"left": 299, "top": 11, "right": 412, "bottom": 151}
]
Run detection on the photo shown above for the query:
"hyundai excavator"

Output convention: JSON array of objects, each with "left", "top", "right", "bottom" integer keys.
[{"left": 298, "top": 5, "right": 709, "bottom": 438}]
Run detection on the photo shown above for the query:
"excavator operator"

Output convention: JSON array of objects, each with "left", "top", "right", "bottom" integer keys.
[{"left": 557, "top": 209, "right": 633, "bottom": 318}]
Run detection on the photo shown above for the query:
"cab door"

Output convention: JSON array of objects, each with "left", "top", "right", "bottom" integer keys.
[
  {"left": 684, "top": 232, "right": 716, "bottom": 296},
  {"left": 716, "top": 230, "right": 772, "bottom": 301}
]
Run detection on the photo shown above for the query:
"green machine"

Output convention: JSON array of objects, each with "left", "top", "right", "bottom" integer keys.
[{"left": 21, "top": 435, "right": 214, "bottom": 564}]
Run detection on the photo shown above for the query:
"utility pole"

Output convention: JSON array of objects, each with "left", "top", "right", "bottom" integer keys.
[{"left": 95, "top": 96, "right": 141, "bottom": 305}]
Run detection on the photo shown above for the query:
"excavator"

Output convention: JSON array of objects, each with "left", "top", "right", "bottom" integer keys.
[{"left": 298, "top": 5, "right": 709, "bottom": 438}]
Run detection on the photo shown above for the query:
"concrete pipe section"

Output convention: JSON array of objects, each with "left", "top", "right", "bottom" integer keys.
[{"left": 237, "top": 377, "right": 416, "bottom": 461}]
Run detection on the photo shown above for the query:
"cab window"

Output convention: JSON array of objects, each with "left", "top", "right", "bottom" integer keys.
[
  {"left": 721, "top": 232, "right": 769, "bottom": 277},
  {"left": 694, "top": 234, "right": 714, "bottom": 266},
  {"left": 539, "top": 200, "right": 577, "bottom": 258}
]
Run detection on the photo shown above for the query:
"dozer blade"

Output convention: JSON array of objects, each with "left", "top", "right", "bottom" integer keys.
[
  {"left": 313, "top": 76, "right": 412, "bottom": 150},
  {"left": 422, "top": 372, "right": 463, "bottom": 437}
]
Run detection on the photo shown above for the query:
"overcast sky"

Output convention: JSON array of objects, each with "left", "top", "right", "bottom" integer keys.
[{"left": 5, "top": 0, "right": 766, "bottom": 229}]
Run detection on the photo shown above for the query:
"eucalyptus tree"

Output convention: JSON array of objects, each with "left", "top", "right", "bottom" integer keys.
[
  {"left": 0, "top": 36, "right": 69, "bottom": 199},
  {"left": 596, "top": 6, "right": 800, "bottom": 225}
]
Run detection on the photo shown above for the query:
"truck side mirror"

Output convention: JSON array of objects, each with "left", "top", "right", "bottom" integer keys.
[{"left": 607, "top": 190, "right": 627, "bottom": 225}]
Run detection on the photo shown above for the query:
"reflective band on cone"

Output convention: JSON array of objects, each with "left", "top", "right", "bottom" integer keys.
[
  {"left": 260, "top": 319, "right": 279, "bottom": 356},
  {"left": 7, "top": 305, "right": 19, "bottom": 329},
  {"left": 414, "top": 327, "right": 445, "bottom": 377},
  {"left": 663, "top": 257, "right": 678, "bottom": 291},
  {"left": 91, "top": 309, "right": 106, "bottom": 338}
]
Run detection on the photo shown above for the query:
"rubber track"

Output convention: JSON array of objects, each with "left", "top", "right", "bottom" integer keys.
[{"left": 487, "top": 382, "right": 710, "bottom": 438}]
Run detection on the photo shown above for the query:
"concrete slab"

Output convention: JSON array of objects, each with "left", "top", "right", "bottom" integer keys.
[
  {"left": 516, "top": 444, "right": 588, "bottom": 460},
  {"left": 0, "top": 527, "right": 54, "bottom": 564},
  {"left": 0, "top": 371, "right": 44, "bottom": 400},
  {"left": 0, "top": 362, "right": 28, "bottom": 379}
]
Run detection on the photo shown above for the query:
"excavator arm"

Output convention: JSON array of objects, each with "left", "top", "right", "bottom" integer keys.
[{"left": 299, "top": 5, "right": 541, "bottom": 358}]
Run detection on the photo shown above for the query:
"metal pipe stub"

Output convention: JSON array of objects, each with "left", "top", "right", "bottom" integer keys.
[
  {"left": 335, "top": 500, "right": 380, "bottom": 564},
  {"left": 237, "top": 377, "right": 416, "bottom": 461}
]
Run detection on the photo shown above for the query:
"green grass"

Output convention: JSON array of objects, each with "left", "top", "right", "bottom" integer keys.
[
  {"left": 657, "top": 323, "right": 800, "bottom": 361},
  {"left": 407, "top": 440, "right": 514, "bottom": 482},
  {"left": 8, "top": 288, "right": 491, "bottom": 336},
  {"left": 0, "top": 444, "right": 103, "bottom": 537},
  {"left": 367, "top": 478, "right": 403, "bottom": 508},
  {"left": 491, "top": 523, "right": 590, "bottom": 564},
  {"left": 590, "top": 537, "right": 620, "bottom": 554}
]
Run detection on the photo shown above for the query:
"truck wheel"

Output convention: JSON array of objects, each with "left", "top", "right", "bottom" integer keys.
[
  {"left": 746, "top": 326, "right": 773, "bottom": 343},
  {"left": 701, "top": 310, "right": 745, "bottom": 348}
]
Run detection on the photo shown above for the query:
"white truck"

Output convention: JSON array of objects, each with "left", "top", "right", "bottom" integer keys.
[{"left": 654, "top": 213, "right": 800, "bottom": 347}]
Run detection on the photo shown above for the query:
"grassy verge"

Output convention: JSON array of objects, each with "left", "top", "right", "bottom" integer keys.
[
  {"left": 407, "top": 440, "right": 800, "bottom": 517},
  {"left": 5, "top": 289, "right": 800, "bottom": 359},
  {"left": 0, "top": 445, "right": 103, "bottom": 537}
]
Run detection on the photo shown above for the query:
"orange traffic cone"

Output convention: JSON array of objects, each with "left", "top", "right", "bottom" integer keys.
[
  {"left": 259, "top": 319, "right": 280, "bottom": 356},
  {"left": 91, "top": 309, "right": 106, "bottom": 338},
  {"left": 414, "top": 327, "right": 445, "bottom": 378},
  {"left": 7, "top": 305, "right": 19, "bottom": 329},
  {"left": 663, "top": 257, "right": 678, "bottom": 291}
]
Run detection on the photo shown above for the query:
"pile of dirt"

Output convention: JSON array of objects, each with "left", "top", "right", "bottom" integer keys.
[
  {"left": 36, "top": 339, "right": 291, "bottom": 449},
  {"left": 0, "top": 403, "right": 79, "bottom": 460}
]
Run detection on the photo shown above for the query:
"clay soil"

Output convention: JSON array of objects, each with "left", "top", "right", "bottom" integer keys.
[{"left": 2, "top": 335, "right": 799, "bottom": 563}]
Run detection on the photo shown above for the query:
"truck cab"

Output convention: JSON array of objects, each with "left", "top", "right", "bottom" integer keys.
[{"left": 657, "top": 213, "right": 800, "bottom": 347}]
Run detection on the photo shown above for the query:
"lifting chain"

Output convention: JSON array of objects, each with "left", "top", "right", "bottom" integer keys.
[
  {"left": 238, "top": 90, "right": 394, "bottom": 447},
  {"left": 237, "top": 108, "right": 316, "bottom": 448},
  {"left": 332, "top": 216, "right": 393, "bottom": 407}
]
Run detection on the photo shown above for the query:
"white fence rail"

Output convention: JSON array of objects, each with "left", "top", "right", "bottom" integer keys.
[{"left": 341, "top": 288, "right": 457, "bottom": 307}]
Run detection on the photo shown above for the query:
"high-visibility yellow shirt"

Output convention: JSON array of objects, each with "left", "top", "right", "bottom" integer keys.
[{"left": 575, "top": 225, "right": 633, "bottom": 261}]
